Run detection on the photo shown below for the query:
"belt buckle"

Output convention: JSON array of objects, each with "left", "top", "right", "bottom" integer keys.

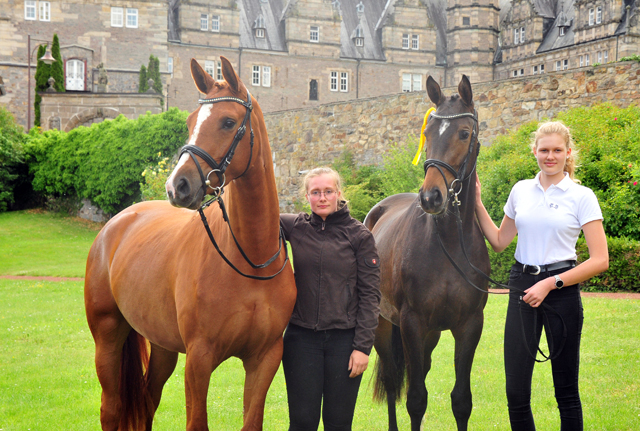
[{"left": 523, "top": 264, "right": 541, "bottom": 275}]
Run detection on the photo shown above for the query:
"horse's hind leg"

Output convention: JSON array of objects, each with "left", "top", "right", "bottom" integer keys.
[
  {"left": 241, "top": 337, "right": 283, "bottom": 431},
  {"left": 145, "top": 343, "right": 179, "bottom": 429},
  {"left": 373, "top": 317, "right": 403, "bottom": 431},
  {"left": 450, "top": 312, "right": 484, "bottom": 431}
]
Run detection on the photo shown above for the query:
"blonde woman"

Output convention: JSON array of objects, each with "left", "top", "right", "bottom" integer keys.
[
  {"left": 475, "top": 121, "right": 609, "bottom": 430},
  {"left": 280, "top": 167, "right": 381, "bottom": 431}
]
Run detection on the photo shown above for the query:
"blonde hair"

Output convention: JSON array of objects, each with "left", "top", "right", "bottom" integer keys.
[
  {"left": 530, "top": 121, "right": 579, "bottom": 181},
  {"left": 302, "top": 167, "right": 347, "bottom": 208}
]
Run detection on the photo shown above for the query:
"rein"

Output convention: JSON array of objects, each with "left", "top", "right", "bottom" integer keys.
[
  {"left": 180, "top": 89, "right": 289, "bottom": 281},
  {"left": 423, "top": 108, "right": 566, "bottom": 363}
]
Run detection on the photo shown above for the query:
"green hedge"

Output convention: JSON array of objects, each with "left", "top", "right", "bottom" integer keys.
[
  {"left": 0, "top": 107, "right": 27, "bottom": 212},
  {"left": 25, "top": 108, "right": 188, "bottom": 215}
]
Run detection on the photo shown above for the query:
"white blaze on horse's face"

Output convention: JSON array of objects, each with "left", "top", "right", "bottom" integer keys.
[
  {"left": 439, "top": 119, "right": 450, "bottom": 136},
  {"left": 166, "top": 103, "right": 214, "bottom": 193}
]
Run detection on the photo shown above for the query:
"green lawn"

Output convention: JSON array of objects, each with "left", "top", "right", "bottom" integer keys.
[{"left": 0, "top": 211, "right": 639, "bottom": 430}]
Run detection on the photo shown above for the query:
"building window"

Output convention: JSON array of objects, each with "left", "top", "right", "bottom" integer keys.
[
  {"left": 330, "top": 71, "right": 338, "bottom": 91},
  {"left": 66, "top": 59, "right": 85, "bottom": 91},
  {"left": 252, "top": 65, "right": 260, "bottom": 86},
  {"left": 412, "top": 35, "right": 419, "bottom": 50},
  {"left": 463, "top": 16, "right": 470, "bottom": 26},
  {"left": 355, "top": 37, "right": 364, "bottom": 47},
  {"left": 167, "top": 57, "right": 173, "bottom": 74},
  {"left": 585, "top": 54, "right": 590, "bottom": 65},
  {"left": 559, "top": 26, "right": 565, "bottom": 36},
  {"left": 513, "top": 28, "right": 519, "bottom": 44},
  {"left": 596, "top": 6, "right": 602, "bottom": 24},
  {"left": 212, "top": 15, "right": 220, "bottom": 32},
  {"left": 402, "top": 73, "right": 422, "bottom": 92},
  {"left": 604, "top": 50, "right": 608, "bottom": 62},
  {"left": 512, "top": 70, "right": 518, "bottom": 78},
  {"left": 205, "top": 60, "right": 215, "bottom": 77},
  {"left": 520, "top": 27, "right": 525, "bottom": 43},
  {"left": 563, "top": 59, "right": 569, "bottom": 70},
  {"left": 201, "top": 14, "right": 208, "bottom": 31},
  {"left": 589, "top": 8, "right": 594, "bottom": 26},
  {"left": 402, "top": 34, "right": 409, "bottom": 49},
  {"left": 255, "top": 28, "right": 265, "bottom": 38},
  {"left": 262, "top": 66, "right": 271, "bottom": 87},
  {"left": 540, "top": 64, "right": 545, "bottom": 73},
  {"left": 556, "top": 60, "right": 561, "bottom": 71},
  {"left": 533, "top": 65, "right": 538, "bottom": 75},
  {"left": 340, "top": 72, "right": 348, "bottom": 92},
  {"left": 597, "top": 51, "right": 602, "bottom": 63},
  {"left": 39, "top": 1, "right": 50, "bottom": 21},
  {"left": 310, "top": 26, "right": 319, "bottom": 42},
  {"left": 25, "top": 1, "right": 36, "bottom": 20},
  {"left": 216, "top": 61, "right": 222, "bottom": 80},
  {"left": 580, "top": 55, "right": 584, "bottom": 67},
  {"left": 111, "top": 7, "right": 123, "bottom": 27},
  {"left": 309, "top": 79, "right": 318, "bottom": 101},
  {"left": 519, "top": 68, "right": 524, "bottom": 76},
  {"left": 126, "top": 8, "right": 138, "bottom": 28}
]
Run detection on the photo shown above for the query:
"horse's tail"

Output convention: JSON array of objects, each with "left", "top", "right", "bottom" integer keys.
[
  {"left": 373, "top": 323, "right": 406, "bottom": 402},
  {"left": 119, "top": 330, "right": 153, "bottom": 431}
]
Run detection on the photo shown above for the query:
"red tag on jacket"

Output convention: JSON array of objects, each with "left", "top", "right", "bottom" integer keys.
[{"left": 364, "top": 257, "right": 380, "bottom": 268}]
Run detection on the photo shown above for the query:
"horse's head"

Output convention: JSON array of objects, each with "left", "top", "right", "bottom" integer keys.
[
  {"left": 418, "top": 75, "right": 478, "bottom": 215},
  {"left": 166, "top": 57, "right": 256, "bottom": 209}
]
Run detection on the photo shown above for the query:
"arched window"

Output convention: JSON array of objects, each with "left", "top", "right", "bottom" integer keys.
[
  {"left": 66, "top": 59, "right": 85, "bottom": 91},
  {"left": 309, "top": 79, "right": 318, "bottom": 101}
]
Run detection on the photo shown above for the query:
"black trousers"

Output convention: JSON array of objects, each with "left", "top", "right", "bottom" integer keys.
[
  {"left": 282, "top": 323, "right": 363, "bottom": 431},
  {"left": 505, "top": 266, "right": 584, "bottom": 431}
]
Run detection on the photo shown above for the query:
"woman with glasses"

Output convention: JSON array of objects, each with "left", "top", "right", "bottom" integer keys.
[{"left": 280, "top": 167, "right": 381, "bottom": 431}]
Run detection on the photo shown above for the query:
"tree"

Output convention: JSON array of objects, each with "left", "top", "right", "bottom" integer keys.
[
  {"left": 147, "top": 55, "right": 163, "bottom": 96},
  {"left": 50, "top": 34, "right": 65, "bottom": 92},
  {"left": 138, "top": 65, "right": 148, "bottom": 92},
  {"left": 33, "top": 44, "right": 51, "bottom": 127}
]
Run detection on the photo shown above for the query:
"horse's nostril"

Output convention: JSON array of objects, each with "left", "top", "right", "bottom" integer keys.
[{"left": 176, "top": 177, "right": 191, "bottom": 199}]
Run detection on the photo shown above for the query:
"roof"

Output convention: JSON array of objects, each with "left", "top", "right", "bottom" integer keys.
[
  {"left": 337, "top": 0, "right": 387, "bottom": 60},
  {"left": 239, "top": 0, "right": 287, "bottom": 51}
]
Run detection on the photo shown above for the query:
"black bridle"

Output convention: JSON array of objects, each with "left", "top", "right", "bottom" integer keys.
[
  {"left": 424, "top": 108, "right": 566, "bottom": 363},
  {"left": 179, "top": 89, "right": 289, "bottom": 281}
]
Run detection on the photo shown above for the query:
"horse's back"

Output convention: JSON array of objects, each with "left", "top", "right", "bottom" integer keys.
[{"left": 364, "top": 193, "right": 418, "bottom": 232}]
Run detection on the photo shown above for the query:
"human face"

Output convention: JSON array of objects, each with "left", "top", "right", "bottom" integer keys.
[
  {"left": 533, "top": 133, "right": 571, "bottom": 184},
  {"left": 306, "top": 174, "right": 341, "bottom": 220}
]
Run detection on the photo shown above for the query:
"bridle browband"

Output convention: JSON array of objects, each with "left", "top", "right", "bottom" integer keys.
[
  {"left": 424, "top": 107, "right": 566, "bottom": 363},
  {"left": 179, "top": 89, "right": 289, "bottom": 281}
]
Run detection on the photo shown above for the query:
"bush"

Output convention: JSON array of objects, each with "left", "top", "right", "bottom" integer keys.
[
  {"left": 577, "top": 236, "right": 640, "bottom": 292},
  {"left": 0, "top": 107, "right": 27, "bottom": 212},
  {"left": 26, "top": 108, "right": 189, "bottom": 215},
  {"left": 140, "top": 155, "right": 175, "bottom": 201}
]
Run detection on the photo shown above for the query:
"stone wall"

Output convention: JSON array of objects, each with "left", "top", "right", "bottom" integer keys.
[
  {"left": 40, "top": 92, "right": 163, "bottom": 132},
  {"left": 266, "top": 60, "right": 640, "bottom": 211}
]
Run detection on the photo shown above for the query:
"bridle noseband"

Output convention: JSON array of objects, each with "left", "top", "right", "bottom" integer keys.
[
  {"left": 178, "top": 89, "right": 289, "bottom": 281},
  {"left": 423, "top": 109, "right": 480, "bottom": 207}
]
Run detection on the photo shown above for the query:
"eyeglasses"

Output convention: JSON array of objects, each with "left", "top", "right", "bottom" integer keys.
[{"left": 308, "top": 190, "right": 336, "bottom": 199}]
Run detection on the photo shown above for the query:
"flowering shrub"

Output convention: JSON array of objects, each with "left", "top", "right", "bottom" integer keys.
[{"left": 140, "top": 155, "right": 176, "bottom": 201}]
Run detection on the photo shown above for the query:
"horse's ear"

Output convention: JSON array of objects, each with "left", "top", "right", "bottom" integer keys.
[
  {"left": 426, "top": 76, "right": 444, "bottom": 106},
  {"left": 190, "top": 58, "right": 216, "bottom": 95},
  {"left": 220, "top": 56, "right": 241, "bottom": 94},
  {"left": 458, "top": 75, "right": 473, "bottom": 107}
]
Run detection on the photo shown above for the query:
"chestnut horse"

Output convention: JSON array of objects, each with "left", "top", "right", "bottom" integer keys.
[
  {"left": 84, "top": 57, "right": 296, "bottom": 431},
  {"left": 364, "top": 76, "right": 489, "bottom": 431}
]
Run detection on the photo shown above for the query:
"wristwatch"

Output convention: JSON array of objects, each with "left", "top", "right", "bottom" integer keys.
[{"left": 554, "top": 275, "right": 564, "bottom": 289}]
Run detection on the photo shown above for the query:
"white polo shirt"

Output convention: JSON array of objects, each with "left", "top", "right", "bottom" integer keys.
[{"left": 504, "top": 172, "right": 603, "bottom": 266}]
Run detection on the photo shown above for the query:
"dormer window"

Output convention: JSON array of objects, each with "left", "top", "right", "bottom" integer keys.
[
  {"left": 557, "top": 11, "right": 570, "bottom": 36},
  {"left": 254, "top": 14, "right": 265, "bottom": 38},
  {"left": 353, "top": 24, "right": 364, "bottom": 47},
  {"left": 559, "top": 26, "right": 565, "bottom": 36},
  {"left": 356, "top": 1, "right": 364, "bottom": 13}
]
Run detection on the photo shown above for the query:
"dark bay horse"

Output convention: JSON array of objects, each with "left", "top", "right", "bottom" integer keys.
[
  {"left": 364, "top": 75, "right": 489, "bottom": 431},
  {"left": 84, "top": 57, "right": 296, "bottom": 431}
]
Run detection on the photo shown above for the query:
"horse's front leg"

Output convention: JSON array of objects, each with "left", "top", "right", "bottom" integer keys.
[
  {"left": 401, "top": 310, "right": 441, "bottom": 431},
  {"left": 184, "top": 343, "right": 220, "bottom": 431},
  {"left": 450, "top": 310, "right": 484, "bottom": 431},
  {"left": 240, "top": 337, "right": 283, "bottom": 431}
]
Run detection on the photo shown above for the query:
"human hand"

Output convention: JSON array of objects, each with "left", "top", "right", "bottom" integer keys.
[
  {"left": 523, "top": 277, "right": 555, "bottom": 308},
  {"left": 348, "top": 350, "right": 369, "bottom": 378}
]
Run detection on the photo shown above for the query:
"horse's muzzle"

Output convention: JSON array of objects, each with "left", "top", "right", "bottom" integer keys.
[
  {"left": 419, "top": 187, "right": 446, "bottom": 215},
  {"left": 167, "top": 176, "right": 203, "bottom": 210}
]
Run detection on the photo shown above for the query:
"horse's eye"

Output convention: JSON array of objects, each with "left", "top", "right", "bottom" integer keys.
[
  {"left": 459, "top": 130, "right": 470, "bottom": 140},
  {"left": 222, "top": 119, "right": 236, "bottom": 129}
]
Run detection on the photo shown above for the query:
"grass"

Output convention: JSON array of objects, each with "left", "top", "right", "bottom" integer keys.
[
  {"left": 0, "top": 211, "right": 639, "bottom": 430},
  {"left": 0, "top": 210, "right": 100, "bottom": 277}
]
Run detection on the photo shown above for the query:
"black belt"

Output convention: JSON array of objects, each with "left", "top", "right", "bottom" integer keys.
[{"left": 514, "top": 260, "right": 576, "bottom": 275}]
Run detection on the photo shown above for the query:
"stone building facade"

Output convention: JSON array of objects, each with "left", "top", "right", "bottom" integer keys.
[
  {"left": 265, "top": 61, "right": 640, "bottom": 211},
  {"left": 0, "top": 0, "right": 637, "bottom": 131}
]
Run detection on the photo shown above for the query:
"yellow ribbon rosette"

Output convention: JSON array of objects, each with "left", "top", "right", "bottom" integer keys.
[{"left": 412, "top": 107, "right": 436, "bottom": 165}]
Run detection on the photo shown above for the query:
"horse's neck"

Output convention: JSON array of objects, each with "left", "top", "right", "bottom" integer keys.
[
  {"left": 219, "top": 147, "right": 281, "bottom": 261},
  {"left": 435, "top": 177, "right": 478, "bottom": 232}
]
